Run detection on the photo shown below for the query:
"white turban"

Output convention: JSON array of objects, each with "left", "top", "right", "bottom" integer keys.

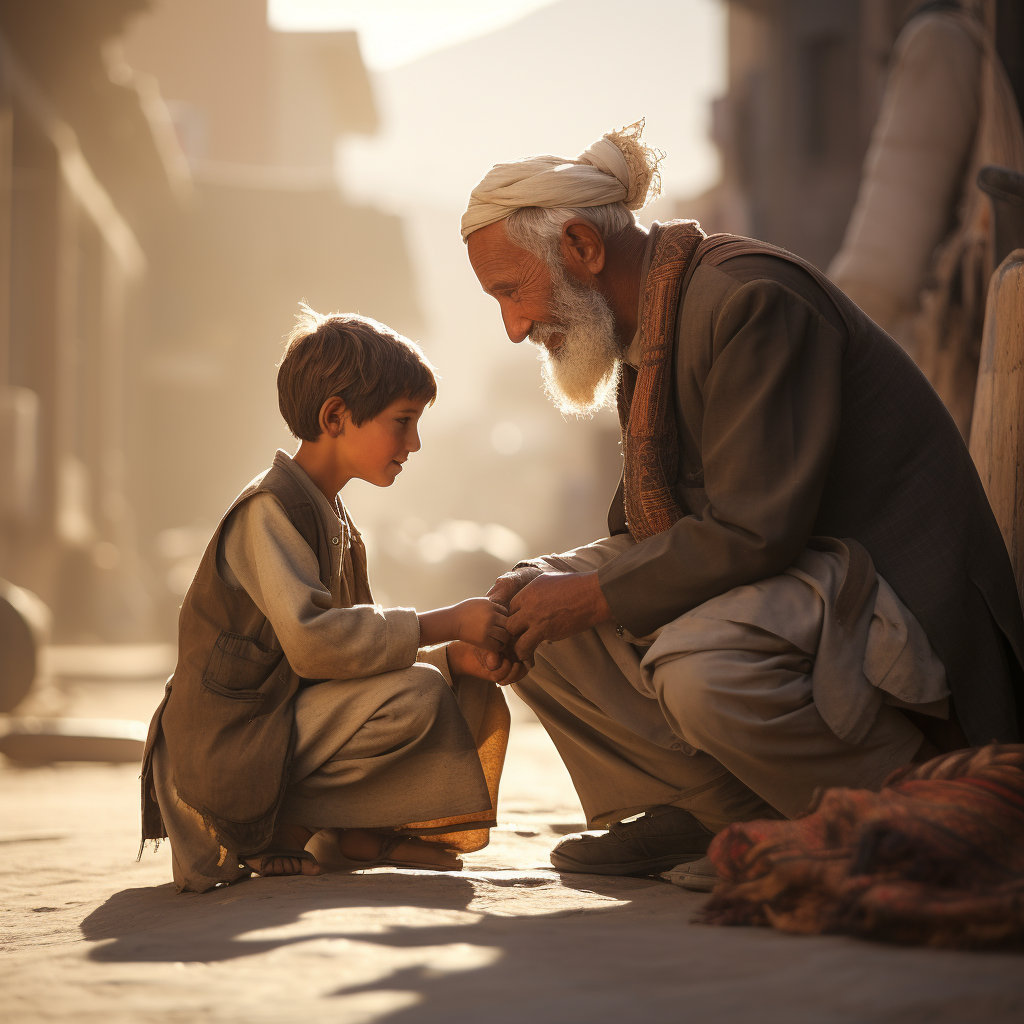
[{"left": 461, "top": 120, "right": 663, "bottom": 242}]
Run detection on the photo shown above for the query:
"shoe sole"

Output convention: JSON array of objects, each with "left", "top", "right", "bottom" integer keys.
[
  {"left": 670, "top": 877, "right": 717, "bottom": 893},
  {"left": 549, "top": 851, "right": 706, "bottom": 876},
  {"left": 661, "top": 871, "right": 718, "bottom": 892}
]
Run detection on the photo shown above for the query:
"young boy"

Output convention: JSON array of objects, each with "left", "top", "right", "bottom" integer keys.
[{"left": 141, "top": 307, "right": 517, "bottom": 893}]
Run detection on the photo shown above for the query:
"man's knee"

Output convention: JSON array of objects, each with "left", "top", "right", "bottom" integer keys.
[
  {"left": 650, "top": 653, "right": 721, "bottom": 741},
  {"left": 650, "top": 645, "right": 815, "bottom": 750}
]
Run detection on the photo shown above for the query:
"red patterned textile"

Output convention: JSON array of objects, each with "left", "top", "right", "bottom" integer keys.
[{"left": 699, "top": 745, "right": 1024, "bottom": 948}]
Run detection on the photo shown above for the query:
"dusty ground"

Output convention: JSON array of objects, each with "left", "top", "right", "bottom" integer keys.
[{"left": 2, "top": 675, "right": 1024, "bottom": 1024}]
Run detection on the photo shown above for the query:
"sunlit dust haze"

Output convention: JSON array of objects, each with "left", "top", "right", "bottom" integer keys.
[
  {"left": 1, "top": 0, "right": 725, "bottom": 641},
  {"left": 263, "top": 0, "right": 726, "bottom": 609}
]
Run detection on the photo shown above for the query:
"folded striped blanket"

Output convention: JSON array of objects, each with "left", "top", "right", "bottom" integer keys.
[{"left": 699, "top": 745, "right": 1024, "bottom": 948}]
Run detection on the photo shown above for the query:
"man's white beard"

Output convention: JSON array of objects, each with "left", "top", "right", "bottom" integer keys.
[{"left": 530, "top": 258, "right": 620, "bottom": 416}]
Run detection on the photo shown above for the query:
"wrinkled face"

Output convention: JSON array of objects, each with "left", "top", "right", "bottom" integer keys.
[
  {"left": 467, "top": 221, "right": 557, "bottom": 347},
  {"left": 340, "top": 396, "right": 427, "bottom": 487},
  {"left": 468, "top": 221, "right": 620, "bottom": 415}
]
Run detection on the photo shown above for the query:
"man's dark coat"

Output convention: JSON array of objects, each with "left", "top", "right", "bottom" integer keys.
[{"left": 598, "top": 232, "right": 1024, "bottom": 746}]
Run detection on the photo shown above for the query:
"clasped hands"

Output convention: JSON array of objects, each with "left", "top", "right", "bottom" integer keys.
[{"left": 446, "top": 566, "right": 613, "bottom": 686}]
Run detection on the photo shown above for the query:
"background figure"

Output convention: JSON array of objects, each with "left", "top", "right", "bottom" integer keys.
[{"left": 828, "top": 0, "right": 1024, "bottom": 438}]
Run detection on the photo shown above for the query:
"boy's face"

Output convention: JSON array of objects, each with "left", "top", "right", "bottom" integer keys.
[{"left": 339, "top": 395, "right": 428, "bottom": 487}]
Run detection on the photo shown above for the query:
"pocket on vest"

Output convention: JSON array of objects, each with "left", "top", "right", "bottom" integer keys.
[{"left": 202, "top": 630, "right": 282, "bottom": 701}]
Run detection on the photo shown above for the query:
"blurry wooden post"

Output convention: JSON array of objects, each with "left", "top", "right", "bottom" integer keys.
[
  {"left": 969, "top": 247, "right": 1024, "bottom": 602},
  {"left": 0, "top": 71, "right": 11, "bottom": 394}
]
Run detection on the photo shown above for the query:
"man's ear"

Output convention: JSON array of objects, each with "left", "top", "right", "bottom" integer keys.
[
  {"left": 319, "top": 396, "right": 349, "bottom": 438},
  {"left": 559, "top": 219, "right": 606, "bottom": 279}
]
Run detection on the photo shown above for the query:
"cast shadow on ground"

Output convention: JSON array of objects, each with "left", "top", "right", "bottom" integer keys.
[
  {"left": 81, "top": 872, "right": 478, "bottom": 963},
  {"left": 79, "top": 870, "right": 671, "bottom": 966},
  {"left": 322, "top": 886, "right": 1024, "bottom": 1024},
  {"left": 78, "top": 872, "right": 1024, "bottom": 1023},
  {"left": 78, "top": 872, "right": 729, "bottom": 1019}
]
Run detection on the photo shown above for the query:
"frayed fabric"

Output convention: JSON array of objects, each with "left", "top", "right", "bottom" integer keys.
[{"left": 698, "top": 744, "right": 1024, "bottom": 949}]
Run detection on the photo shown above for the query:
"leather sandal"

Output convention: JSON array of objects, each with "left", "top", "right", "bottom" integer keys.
[
  {"left": 243, "top": 848, "right": 320, "bottom": 876},
  {"left": 306, "top": 829, "right": 463, "bottom": 873}
]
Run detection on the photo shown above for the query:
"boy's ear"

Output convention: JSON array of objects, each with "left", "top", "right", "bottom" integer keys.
[{"left": 319, "top": 396, "right": 349, "bottom": 438}]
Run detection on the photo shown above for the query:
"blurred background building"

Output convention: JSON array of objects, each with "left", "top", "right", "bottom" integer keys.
[
  {"left": 0, "top": 0, "right": 423, "bottom": 643},
  {"left": 0, "top": 0, "right": 177, "bottom": 645},
  {"left": 0, "top": 0, "right": 1021, "bottom": 652},
  {"left": 688, "top": 0, "right": 1024, "bottom": 268}
]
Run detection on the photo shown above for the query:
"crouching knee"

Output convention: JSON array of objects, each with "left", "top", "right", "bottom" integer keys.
[
  {"left": 649, "top": 652, "right": 728, "bottom": 750},
  {"left": 376, "top": 663, "right": 460, "bottom": 738}
]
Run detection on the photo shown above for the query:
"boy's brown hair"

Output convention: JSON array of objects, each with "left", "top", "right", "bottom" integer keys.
[{"left": 278, "top": 304, "right": 437, "bottom": 441}]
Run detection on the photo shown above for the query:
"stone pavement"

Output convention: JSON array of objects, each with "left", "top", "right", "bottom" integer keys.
[{"left": 2, "top": 680, "right": 1023, "bottom": 1024}]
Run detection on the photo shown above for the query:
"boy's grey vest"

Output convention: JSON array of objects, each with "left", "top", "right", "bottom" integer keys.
[{"left": 141, "top": 457, "right": 351, "bottom": 856}]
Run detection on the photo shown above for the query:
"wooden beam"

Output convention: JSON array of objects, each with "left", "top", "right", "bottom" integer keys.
[{"left": 969, "top": 247, "right": 1024, "bottom": 601}]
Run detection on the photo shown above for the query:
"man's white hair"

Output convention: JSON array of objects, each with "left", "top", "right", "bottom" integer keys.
[{"left": 504, "top": 202, "right": 635, "bottom": 259}]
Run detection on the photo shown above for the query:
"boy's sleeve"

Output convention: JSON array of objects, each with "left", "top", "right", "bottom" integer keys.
[{"left": 220, "top": 493, "right": 420, "bottom": 680}]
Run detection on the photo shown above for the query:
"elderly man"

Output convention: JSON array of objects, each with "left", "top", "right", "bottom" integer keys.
[{"left": 461, "top": 123, "right": 1024, "bottom": 885}]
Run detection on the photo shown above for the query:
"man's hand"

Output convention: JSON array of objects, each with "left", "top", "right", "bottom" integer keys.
[
  {"left": 446, "top": 640, "right": 528, "bottom": 686},
  {"left": 487, "top": 565, "right": 545, "bottom": 609},
  {"left": 507, "top": 570, "right": 613, "bottom": 665}
]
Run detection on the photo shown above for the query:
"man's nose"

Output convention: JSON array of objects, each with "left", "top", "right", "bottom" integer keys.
[
  {"left": 407, "top": 427, "right": 422, "bottom": 453},
  {"left": 502, "top": 307, "right": 532, "bottom": 345}
]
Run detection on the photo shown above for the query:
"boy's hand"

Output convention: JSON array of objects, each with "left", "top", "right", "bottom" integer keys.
[
  {"left": 418, "top": 597, "right": 510, "bottom": 652},
  {"left": 447, "top": 641, "right": 527, "bottom": 686},
  {"left": 451, "top": 597, "right": 511, "bottom": 653}
]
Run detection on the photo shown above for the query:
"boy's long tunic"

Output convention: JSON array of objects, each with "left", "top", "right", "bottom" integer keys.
[{"left": 142, "top": 452, "right": 508, "bottom": 892}]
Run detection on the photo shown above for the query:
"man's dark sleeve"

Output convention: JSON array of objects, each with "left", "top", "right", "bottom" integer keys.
[{"left": 598, "top": 274, "right": 845, "bottom": 636}]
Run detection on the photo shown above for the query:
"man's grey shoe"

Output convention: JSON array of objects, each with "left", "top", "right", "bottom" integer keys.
[
  {"left": 661, "top": 855, "right": 720, "bottom": 893},
  {"left": 549, "top": 806, "right": 714, "bottom": 876}
]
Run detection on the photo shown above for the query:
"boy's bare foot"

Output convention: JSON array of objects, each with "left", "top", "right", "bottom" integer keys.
[
  {"left": 310, "top": 827, "right": 462, "bottom": 871},
  {"left": 245, "top": 823, "right": 322, "bottom": 877}
]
